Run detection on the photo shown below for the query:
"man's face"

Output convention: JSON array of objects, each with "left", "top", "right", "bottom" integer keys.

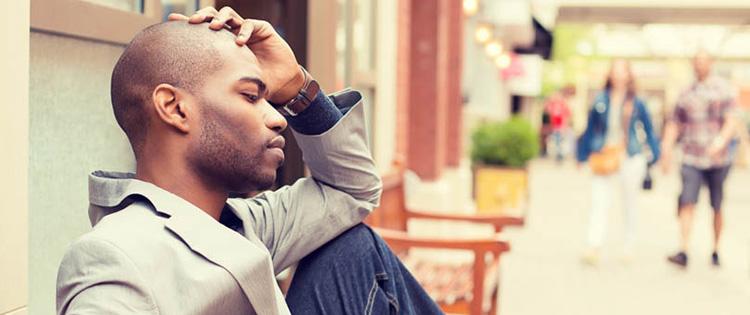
[
  {"left": 693, "top": 52, "right": 713, "bottom": 81},
  {"left": 186, "top": 40, "right": 288, "bottom": 193}
]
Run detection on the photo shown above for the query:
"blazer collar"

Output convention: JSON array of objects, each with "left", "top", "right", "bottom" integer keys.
[{"left": 87, "top": 171, "right": 287, "bottom": 314}]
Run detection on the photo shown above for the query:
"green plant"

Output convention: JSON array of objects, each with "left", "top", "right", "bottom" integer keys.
[{"left": 471, "top": 117, "right": 540, "bottom": 168}]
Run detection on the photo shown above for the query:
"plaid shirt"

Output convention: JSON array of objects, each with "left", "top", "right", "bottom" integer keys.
[{"left": 673, "top": 76, "right": 737, "bottom": 169}]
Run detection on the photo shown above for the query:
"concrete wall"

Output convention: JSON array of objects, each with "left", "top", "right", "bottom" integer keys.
[
  {"left": 0, "top": 1, "right": 30, "bottom": 314},
  {"left": 28, "top": 32, "right": 135, "bottom": 314}
]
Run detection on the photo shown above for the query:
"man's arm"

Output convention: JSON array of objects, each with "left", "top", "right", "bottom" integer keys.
[
  {"left": 660, "top": 98, "right": 686, "bottom": 174},
  {"left": 707, "top": 98, "right": 740, "bottom": 158},
  {"left": 638, "top": 101, "right": 661, "bottom": 166},
  {"left": 228, "top": 89, "right": 382, "bottom": 272},
  {"left": 57, "top": 237, "right": 158, "bottom": 315},
  {"left": 173, "top": 7, "right": 381, "bottom": 271},
  {"left": 660, "top": 120, "right": 679, "bottom": 173}
]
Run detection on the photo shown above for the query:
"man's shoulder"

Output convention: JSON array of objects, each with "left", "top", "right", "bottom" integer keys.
[
  {"left": 708, "top": 75, "right": 730, "bottom": 86},
  {"left": 92, "top": 203, "right": 164, "bottom": 238},
  {"left": 709, "top": 76, "right": 736, "bottom": 97},
  {"left": 65, "top": 203, "right": 175, "bottom": 266}
]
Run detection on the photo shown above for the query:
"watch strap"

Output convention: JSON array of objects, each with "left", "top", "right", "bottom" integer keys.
[{"left": 278, "top": 67, "right": 320, "bottom": 116}]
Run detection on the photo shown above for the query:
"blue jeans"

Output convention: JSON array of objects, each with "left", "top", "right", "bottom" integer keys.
[
  {"left": 286, "top": 224, "right": 444, "bottom": 315},
  {"left": 553, "top": 130, "right": 564, "bottom": 161}
]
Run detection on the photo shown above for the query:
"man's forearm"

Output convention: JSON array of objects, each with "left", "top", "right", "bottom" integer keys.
[
  {"left": 661, "top": 121, "right": 679, "bottom": 152},
  {"left": 291, "top": 90, "right": 381, "bottom": 204},
  {"left": 286, "top": 88, "right": 343, "bottom": 135},
  {"left": 718, "top": 116, "right": 738, "bottom": 144}
]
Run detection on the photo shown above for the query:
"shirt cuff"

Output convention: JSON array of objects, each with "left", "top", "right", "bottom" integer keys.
[{"left": 286, "top": 88, "right": 343, "bottom": 135}]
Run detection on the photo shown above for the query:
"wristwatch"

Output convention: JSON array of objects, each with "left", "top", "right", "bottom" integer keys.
[{"left": 276, "top": 67, "right": 320, "bottom": 116}]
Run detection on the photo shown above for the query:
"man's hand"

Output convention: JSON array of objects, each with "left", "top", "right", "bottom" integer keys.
[
  {"left": 660, "top": 148, "right": 672, "bottom": 175},
  {"left": 660, "top": 121, "right": 679, "bottom": 175},
  {"left": 706, "top": 136, "right": 728, "bottom": 159},
  {"left": 169, "top": 7, "right": 305, "bottom": 104}
]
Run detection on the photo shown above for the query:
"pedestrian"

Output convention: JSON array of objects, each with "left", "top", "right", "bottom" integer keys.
[
  {"left": 577, "top": 58, "right": 661, "bottom": 265},
  {"left": 662, "top": 50, "right": 740, "bottom": 268},
  {"left": 545, "top": 87, "right": 573, "bottom": 162}
]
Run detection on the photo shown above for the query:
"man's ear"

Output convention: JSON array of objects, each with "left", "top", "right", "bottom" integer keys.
[{"left": 151, "top": 84, "right": 193, "bottom": 133}]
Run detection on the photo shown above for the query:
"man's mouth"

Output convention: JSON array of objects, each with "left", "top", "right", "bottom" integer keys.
[
  {"left": 267, "top": 136, "right": 286, "bottom": 150},
  {"left": 267, "top": 136, "right": 286, "bottom": 164}
]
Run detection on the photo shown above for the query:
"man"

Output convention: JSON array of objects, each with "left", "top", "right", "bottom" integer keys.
[
  {"left": 661, "top": 50, "right": 739, "bottom": 268},
  {"left": 544, "top": 87, "right": 572, "bottom": 162},
  {"left": 56, "top": 6, "right": 442, "bottom": 315}
]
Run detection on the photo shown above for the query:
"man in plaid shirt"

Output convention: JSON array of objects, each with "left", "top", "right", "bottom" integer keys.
[{"left": 661, "top": 50, "right": 740, "bottom": 268}]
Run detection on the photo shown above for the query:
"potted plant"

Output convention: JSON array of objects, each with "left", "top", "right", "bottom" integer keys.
[{"left": 471, "top": 117, "right": 539, "bottom": 216}]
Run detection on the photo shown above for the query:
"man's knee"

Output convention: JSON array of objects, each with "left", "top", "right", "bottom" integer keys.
[
  {"left": 677, "top": 204, "right": 695, "bottom": 218},
  {"left": 292, "top": 224, "right": 388, "bottom": 292},
  {"left": 300, "top": 224, "right": 381, "bottom": 265},
  {"left": 327, "top": 224, "right": 378, "bottom": 250}
]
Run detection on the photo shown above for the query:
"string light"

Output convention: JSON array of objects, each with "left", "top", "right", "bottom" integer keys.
[
  {"left": 475, "top": 24, "right": 493, "bottom": 44},
  {"left": 495, "top": 53, "right": 511, "bottom": 69},
  {"left": 463, "top": 0, "right": 479, "bottom": 16},
  {"left": 485, "top": 40, "right": 503, "bottom": 58}
]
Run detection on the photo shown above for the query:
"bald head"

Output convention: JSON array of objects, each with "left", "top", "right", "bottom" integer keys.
[
  {"left": 693, "top": 49, "right": 714, "bottom": 82},
  {"left": 111, "top": 21, "right": 235, "bottom": 156}
]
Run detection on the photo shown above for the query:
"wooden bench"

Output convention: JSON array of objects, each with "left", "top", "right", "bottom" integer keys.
[{"left": 367, "top": 168, "right": 523, "bottom": 315}]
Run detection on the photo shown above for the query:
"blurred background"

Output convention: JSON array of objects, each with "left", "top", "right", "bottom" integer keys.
[{"left": 2, "top": 0, "right": 750, "bottom": 314}]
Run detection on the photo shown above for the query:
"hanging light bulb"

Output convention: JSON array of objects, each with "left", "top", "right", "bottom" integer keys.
[
  {"left": 463, "top": 0, "right": 479, "bottom": 16},
  {"left": 474, "top": 24, "right": 493, "bottom": 44},
  {"left": 495, "top": 53, "right": 512, "bottom": 69},
  {"left": 485, "top": 40, "right": 503, "bottom": 58}
]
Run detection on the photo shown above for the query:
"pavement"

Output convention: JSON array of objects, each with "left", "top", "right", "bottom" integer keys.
[{"left": 498, "top": 159, "right": 750, "bottom": 315}]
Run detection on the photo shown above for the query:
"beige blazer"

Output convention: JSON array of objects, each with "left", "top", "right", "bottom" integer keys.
[{"left": 56, "top": 91, "right": 382, "bottom": 315}]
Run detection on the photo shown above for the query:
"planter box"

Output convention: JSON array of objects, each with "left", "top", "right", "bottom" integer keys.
[{"left": 473, "top": 165, "right": 528, "bottom": 218}]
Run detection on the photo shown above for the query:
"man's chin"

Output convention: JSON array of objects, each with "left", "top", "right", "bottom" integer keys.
[
  {"left": 227, "top": 173, "right": 276, "bottom": 197},
  {"left": 254, "top": 176, "right": 276, "bottom": 191}
]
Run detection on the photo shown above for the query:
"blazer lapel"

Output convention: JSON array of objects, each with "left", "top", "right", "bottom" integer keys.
[{"left": 108, "top": 179, "right": 287, "bottom": 315}]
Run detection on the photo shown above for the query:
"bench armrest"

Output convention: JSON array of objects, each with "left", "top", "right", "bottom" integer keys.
[
  {"left": 372, "top": 227, "right": 510, "bottom": 254},
  {"left": 404, "top": 209, "right": 524, "bottom": 232}
]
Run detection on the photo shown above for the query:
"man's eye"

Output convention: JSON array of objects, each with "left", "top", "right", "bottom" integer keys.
[{"left": 242, "top": 93, "right": 260, "bottom": 103}]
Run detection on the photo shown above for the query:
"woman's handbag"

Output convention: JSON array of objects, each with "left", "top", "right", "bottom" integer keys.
[
  {"left": 588, "top": 144, "right": 624, "bottom": 175},
  {"left": 642, "top": 167, "right": 653, "bottom": 190}
]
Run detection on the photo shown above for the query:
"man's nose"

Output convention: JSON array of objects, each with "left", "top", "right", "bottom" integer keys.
[{"left": 263, "top": 101, "right": 288, "bottom": 133}]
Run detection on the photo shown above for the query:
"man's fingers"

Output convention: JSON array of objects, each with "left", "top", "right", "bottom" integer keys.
[
  {"left": 660, "top": 162, "right": 670, "bottom": 175},
  {"left": 239, "top": 19, "right": 276, "bottom": 45},
  {"left": 210, "top": 7, "right": 244, "bottom": 30},
  {"left": 187, "top": 13, "right": 208, "bottom": 23},
  {"left": 179, "top": 7, "right": 276, "bottom": 47},
  {"left": 235, "top": 21, "right": 254, "bottom": 46},
  {"left": 167, "top": 13, "right": 189, "bottom": 21}
]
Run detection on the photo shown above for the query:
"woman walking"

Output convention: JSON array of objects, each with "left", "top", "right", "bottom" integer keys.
[{"left": 576, "top": 59, "right": 661, "bottom": 264}]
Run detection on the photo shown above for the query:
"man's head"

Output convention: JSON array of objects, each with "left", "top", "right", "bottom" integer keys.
[
  {"left": 111, "top": 22, "right": 287, "bottom": 193},
  {"left": 693, "top": 49, "right": 714, "bottom": 82}
]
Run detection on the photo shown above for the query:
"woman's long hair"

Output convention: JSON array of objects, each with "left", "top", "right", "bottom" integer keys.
[{"left": 604, "top": 58, "right": 637, "bottom": 100}]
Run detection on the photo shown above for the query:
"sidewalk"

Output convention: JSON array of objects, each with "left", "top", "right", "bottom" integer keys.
[{"left": 499, "top": 159, "right": 750, "bottom": 315}]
